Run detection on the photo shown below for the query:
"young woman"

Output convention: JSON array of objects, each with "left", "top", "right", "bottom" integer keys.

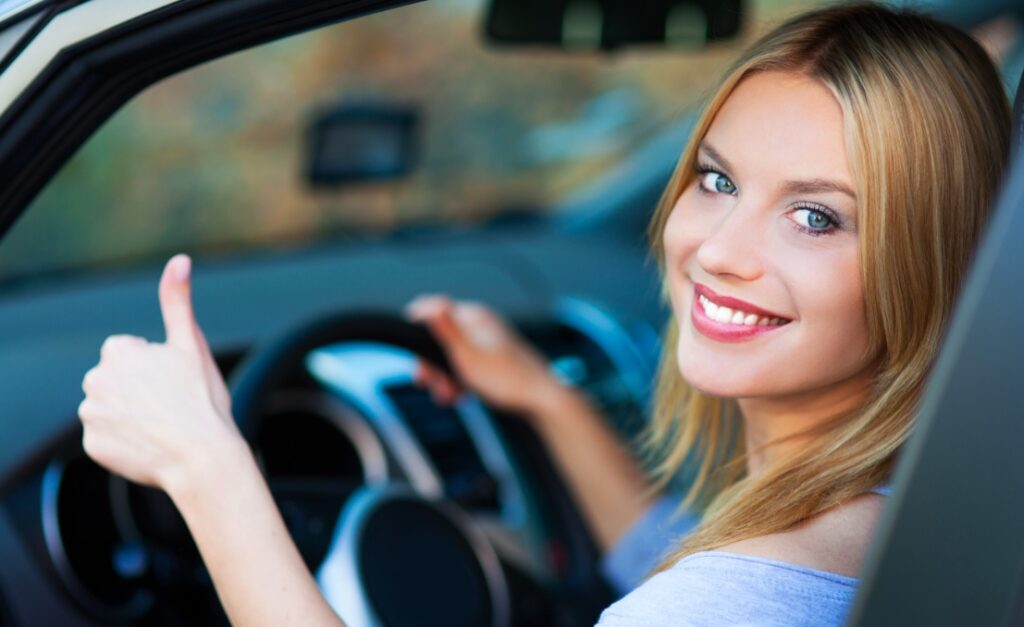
[{"left": 77, "top": 3, "right": 1013, "bottom": 626}]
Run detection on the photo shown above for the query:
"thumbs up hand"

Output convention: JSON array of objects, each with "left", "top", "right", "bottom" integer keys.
[{"left": 79, "top": 255, "right": 243, "bottom": 493}]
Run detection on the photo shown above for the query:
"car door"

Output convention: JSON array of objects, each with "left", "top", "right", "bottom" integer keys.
[{"left": 849, "top": 71, "right": 1024, "bottom": 626}]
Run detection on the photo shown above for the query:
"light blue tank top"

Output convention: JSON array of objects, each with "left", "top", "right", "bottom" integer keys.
[{"left": 597, "top": 486, "right": 891, "bottom": 626}]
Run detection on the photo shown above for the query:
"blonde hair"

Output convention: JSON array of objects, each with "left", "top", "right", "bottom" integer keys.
[{"left": 644, "top": 3, "right": 1012, "bottom": 569}]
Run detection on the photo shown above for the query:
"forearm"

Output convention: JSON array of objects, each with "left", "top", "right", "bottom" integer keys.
[
  {"left": 526, "top": 381, "right": 654, "bottom": 551},
  {"left": 165, "top": 437, "right": 345, "bottom": 627}
]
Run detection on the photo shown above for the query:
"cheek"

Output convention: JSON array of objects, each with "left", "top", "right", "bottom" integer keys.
[
  {"left": 674, "top": 236, "right": 869, "bottom": 398},
  {"left": 789, "top": 246, "right": 870, "bottom": 375}
]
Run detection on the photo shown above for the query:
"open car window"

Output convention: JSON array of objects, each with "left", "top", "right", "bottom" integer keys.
[{"left": 0, "top": 0, "right": 801, "bottom": 286}]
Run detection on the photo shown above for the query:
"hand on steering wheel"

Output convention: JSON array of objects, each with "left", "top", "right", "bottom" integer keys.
[{"left": 406, "top": 295, "right": 563, "bottom": 417}]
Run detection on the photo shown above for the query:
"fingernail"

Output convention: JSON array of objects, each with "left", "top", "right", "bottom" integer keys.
[
  {"left": 407, "top": 298, "right": 440, "bottom": 319},
  {"left": 173, "top": 255, "right": 191, "bottom": 283}
]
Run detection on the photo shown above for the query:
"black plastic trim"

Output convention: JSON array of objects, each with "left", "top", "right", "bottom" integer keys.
[
  {"left": 0, "top": 1, "right": 58, "bottom": 35},
  {"left": 0, "top": 5, "right": 57, "bottom": 76}
]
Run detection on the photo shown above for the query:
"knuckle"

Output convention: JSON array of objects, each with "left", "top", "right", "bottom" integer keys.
[
  {"left": 100, "top": 334, "right": 143, "bottom": 358},
  {"left": 465, "top": 301, "right": 500, "bottom": 323},
  {"left": 81, "top": 434, "right": 109, "bottom": 468},
  {"left": 80, "top": 430, "right": 99, "bottom": 458},
  {"left": 100, "top": 335, "right": 124, "bottom": 357},
  {"left": 82, "top": 367, "right": 102, "bottom": 393},
  {"left": 454, "top": 302, "right": 482, "bottom": 321},
  {"left": 409, "top": 295, "right": 451, "bottom": 320},
  {"left": 77, "top": 398, "right": 98, "bottom": 422}
]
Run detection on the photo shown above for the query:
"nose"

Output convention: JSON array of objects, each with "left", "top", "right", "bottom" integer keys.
[{"left": 695, "top": 199, "right": 766, "bottom": 281}]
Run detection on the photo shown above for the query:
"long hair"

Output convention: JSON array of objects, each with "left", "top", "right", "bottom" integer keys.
[{"left": 644, "top": 3, "right": 1012, "bottom": 569}]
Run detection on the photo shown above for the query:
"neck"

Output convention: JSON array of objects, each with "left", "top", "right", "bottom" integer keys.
[{"left": 738, "top": 370, "right": 872, "bottom": 477}]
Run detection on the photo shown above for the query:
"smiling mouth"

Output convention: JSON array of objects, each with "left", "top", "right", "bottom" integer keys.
[
  {"left": 690, "top": 283, "right": 793, "bottom": 339},
  {"left": 696, "top": 293, "right": 788, "bottom": 327}
]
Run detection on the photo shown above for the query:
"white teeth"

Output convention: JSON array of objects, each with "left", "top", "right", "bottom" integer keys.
[
  {"left": 698, "top": 292, "right": 788, "bottom": 327},
  {"left": 699, "top": 295, "right": 719, "bottom": 318}
]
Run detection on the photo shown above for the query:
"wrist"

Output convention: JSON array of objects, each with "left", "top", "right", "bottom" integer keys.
[
  {"left": 161, "top": 424, "right": 255, "bottom": 511},
  {"left": 522, "top": 374, "right": 583, "bottom": 423}
]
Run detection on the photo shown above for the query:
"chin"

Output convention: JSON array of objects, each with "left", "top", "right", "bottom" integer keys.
[
  {"left": 675, "top": 340, "right": 777, "bottom": 399},
  {"left": 679, "top": 368, "right": 750, "bottom": 398},
  {"left": 676, "top": 345, "right": 729, "bottom": 397}
]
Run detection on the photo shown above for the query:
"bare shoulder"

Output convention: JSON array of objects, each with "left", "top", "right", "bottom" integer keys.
[{"left": 716, "top": 493, "right": 887, "bottom": 578}]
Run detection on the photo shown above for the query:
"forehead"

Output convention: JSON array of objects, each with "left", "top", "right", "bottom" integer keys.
[{"left": 704, "top": 70, "right": 853, "bottom": 189}]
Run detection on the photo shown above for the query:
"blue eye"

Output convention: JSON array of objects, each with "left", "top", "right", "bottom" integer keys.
[
  {"left": 698, "top": 170, "right": 737, "bottom": 195},
  {"left": 791, "top": 206, "right": 837, "bottom": 233}
]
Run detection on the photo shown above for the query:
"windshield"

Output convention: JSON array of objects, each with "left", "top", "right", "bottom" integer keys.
[{"left": 0, "top": 0, "right": 1013, "bottom": 284}]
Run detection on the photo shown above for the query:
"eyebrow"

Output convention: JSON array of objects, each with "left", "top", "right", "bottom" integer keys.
[
  {"left": 698, "top": 141, "right": 857, "bottom": 200},
  {"left": 782, "top": 179, "right": 857, "bottom": 200},
  {"left": 699, "top": 142, "right": 736, "bottom": 175}
]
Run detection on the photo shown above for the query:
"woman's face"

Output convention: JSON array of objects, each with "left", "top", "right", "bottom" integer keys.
[{"left": 664, "top": 70, "right": 870, "bottom": 399}]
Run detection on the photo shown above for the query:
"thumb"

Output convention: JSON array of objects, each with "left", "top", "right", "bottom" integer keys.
[
  {"left": 159, "top": 254, "right": 203, "bottom": 356},
  {"left": 158, "top": 255, "right": 233, "bottom": 416}
]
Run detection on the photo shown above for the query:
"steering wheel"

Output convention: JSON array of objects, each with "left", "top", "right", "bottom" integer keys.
[
  {"left": 230, "top": 311, "right": 453, "bottom": 423},
  {"left": 226, "top": 310, "right": 620, "bottom": 625},
  {"left": 227, "top": 311, "right": 510, "bottom": 627}
]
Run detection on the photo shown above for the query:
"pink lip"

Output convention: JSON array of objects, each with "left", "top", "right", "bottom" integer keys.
[
  {"left": 690, "top": 283, "right": 791, "bottom": 343},
  {"left": 694, "top": 283, "right": 790, "bottom": 321}
]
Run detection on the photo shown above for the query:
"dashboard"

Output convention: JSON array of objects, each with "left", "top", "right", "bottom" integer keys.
[{"left": 0, "top": 287, "right": 659, "bottom": 626}]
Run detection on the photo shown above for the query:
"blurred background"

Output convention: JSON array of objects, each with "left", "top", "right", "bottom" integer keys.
[{"left": 0, "top": 0, "right": 1018, "bottom": 285}]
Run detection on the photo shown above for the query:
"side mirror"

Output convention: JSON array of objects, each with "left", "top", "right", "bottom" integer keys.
[
  {"left": 305, "top": 103, "right": 418, "bottom": 187},
  {"left": 484, "top": 0, "right": 743, "bottom": 51}
]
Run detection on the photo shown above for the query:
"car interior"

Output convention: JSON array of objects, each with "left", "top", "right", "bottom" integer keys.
[{"left": 0, "top": 1, "right": 1020, "bottom": 626}]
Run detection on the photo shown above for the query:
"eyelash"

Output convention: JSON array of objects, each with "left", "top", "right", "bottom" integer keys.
[
  {"left": 790, "top": 202, "right": 839, "bottom": 237},
  {"left": 790, "top": 202, "right": 842, "bottom": 237},
  {"left": 693, "top": 162, "right": 843, "bottom": 237},
  {"left": 695, "top": 162, "right": 731, "bottom": 197}
]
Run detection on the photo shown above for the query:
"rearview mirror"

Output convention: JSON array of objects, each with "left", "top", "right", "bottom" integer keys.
[
  {"left": 305, "top": 103, "right": 418, "bottom": 187},
  {"left": 484, "top": 0, "right": 743, "bottom": 51}
]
